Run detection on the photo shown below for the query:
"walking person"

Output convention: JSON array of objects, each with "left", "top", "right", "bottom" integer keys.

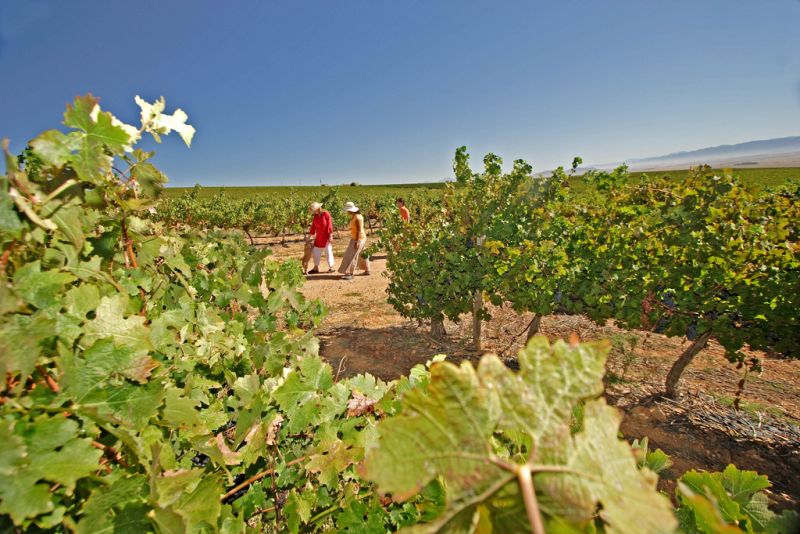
[
  {"left": 396, "top": 197, "right": 410, "bottom": 223},
  {"left": 338, "top": 202, "right": 370, "bottom": 280},
  {"left": 308, "top": 202, "right": 334, "bottom": 274}
]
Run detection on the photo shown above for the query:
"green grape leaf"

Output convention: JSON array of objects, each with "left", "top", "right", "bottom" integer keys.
[
  {"left": 365, "top": 339, "right": 677, "bottom": 533},
  {"left": 64, "top": 95, "right": 137, "bottom": 154},
  {"left": 272, "top": 356, "right": 336, "bottom": 433},
  {"left": 163, "top": 387, "right": 204, "bottom": 430},
  {"left": 741, "top": 491, "right": 774, "bottom": 532},
  {"left": 0, "top": 312, "right": 55, "bottom": 382},
  {"left": 721, "top": 464, "right": 771, "bottom": 505},
  {"left": 50, "top": 204, "right": 86, "bottom": 250},
  {"left": 363, "top": 359, "right": 503, "bottom": 501},
  {"left": 64, "top": 283, "right": 101, "bottom": 319},
  {"left": 680, "top": 470, "right": 742, "bottom": 524},
  {"left": 76, "top": 474, "right": 148, "bottom": 534},
  {"left": 284, "top": 489, "right": 313, "bottom": 534},
  {"left": 82, "top": 295, "right": 152, "bottom": 352},
  {"left": 62, "top": 339, "right": 155, "bottom": 403},
  {"left": 165, "top": 473, "right": 223, "bottom": 532},
  {"left": 0, "top": 187, "right": 25, "bottom": 238},
  {"left": 0, "top": 473, "right": 54, "bottom": 525},
  {"left": 536, "top": 400, "right": 676, "bottom": 532},
  {"left": 0, "top": 420, "right": 26, "bottom": 476},
  {"left": 13, "top": 261, "right": 76, "bottom": 309},
  {"left": 306, "top": 438, "right": 362, "bottom": 488},
  {"left": 335, "top": 499, "right": 387, "bottom": 533},
  {"left": 769, "top": 510, "right": 800, "bottom": 534},
  {"left": 78, "top": 381, "right": 165, "bottom": 430},
  {"left": 155, "top": 469, "right": 204, "bottom": 508},
  {"left": 30, "top": 129, "right": 79, "bottom": 167},
  {"left": 22, "top": 414, "right": 79, "bottom": 454},
  {"left": 345, "top": 373, "right": 391, "bottom": 400},
  {"left": 675, "top": 487, "right": 742, "bottom": 534},
  {"left": 28, "top": 438, "right": 103, "bottom": 489}
]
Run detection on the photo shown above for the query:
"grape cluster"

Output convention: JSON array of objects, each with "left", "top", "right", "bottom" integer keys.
[
  {"left": 191, "top": 453, "right": 209, "bottom": 467},
  {"left": 686, "top": 322, "right": 698, "bottom": 341},
  {"left": 661, "top": 292, "right": 677, "bottom": 311},
  {"left": 654, "top": 316, "right": 671, "bottom": 334}
]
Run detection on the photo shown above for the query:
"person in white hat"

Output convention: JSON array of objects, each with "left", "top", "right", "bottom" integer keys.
[
  {"left": 338, "top": 202, "right": 370, "bottom": 280},
  {"left": 308, "top": 201, "right": 334, "bottom": 273}
]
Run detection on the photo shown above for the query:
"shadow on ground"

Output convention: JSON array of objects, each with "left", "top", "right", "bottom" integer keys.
[{"left": 318, "top": 324, "right": 481, "bottom": 381}]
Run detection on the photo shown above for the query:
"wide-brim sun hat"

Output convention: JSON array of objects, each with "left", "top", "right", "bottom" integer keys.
[
  {"left": 310, "top": 202, "right": 323, "bottom": 211},
  {"left": 344, "top": 202, "right": 359, "bottom": 212}
]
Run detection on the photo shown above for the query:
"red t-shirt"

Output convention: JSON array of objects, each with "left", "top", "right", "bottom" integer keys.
[
  {"left": 310, "top": 211, "right": 333, "bottom": 247},
  {"left": 399, "top": 206, "right": 410, "bottom": 222}
]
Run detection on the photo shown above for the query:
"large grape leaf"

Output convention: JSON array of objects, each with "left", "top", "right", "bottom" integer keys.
[{"left": 364, "top": 338, "right": 677, "bottom": 533}]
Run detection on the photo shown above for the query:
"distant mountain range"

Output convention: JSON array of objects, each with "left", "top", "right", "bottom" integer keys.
[{"left": 588, "top": 136, "right": 800, "bottom": 172}]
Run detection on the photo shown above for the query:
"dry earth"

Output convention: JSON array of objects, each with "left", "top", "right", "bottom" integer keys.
[{"left": 265, "top": 236, "right": 800, "bottom": 510}]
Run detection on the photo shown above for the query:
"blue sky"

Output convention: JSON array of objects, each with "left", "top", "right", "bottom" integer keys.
[{"left": 1, "top": 0, "right": 798, "bottom": 186}]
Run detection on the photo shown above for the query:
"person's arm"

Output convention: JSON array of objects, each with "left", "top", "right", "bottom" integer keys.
[
  {"left": 325, "top": 212, "right": 333, "bottom": 236},
  {"left": 310, "top": 216, "right": 316, "bottom": 236}
]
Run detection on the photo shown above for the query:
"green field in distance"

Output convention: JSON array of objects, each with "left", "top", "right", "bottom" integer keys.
[
  {"left": 162, "top": 182, "right": 447, "bottom": 199},
  {"left": 164, "top": 167, "right": 799, "bottom": 199}
]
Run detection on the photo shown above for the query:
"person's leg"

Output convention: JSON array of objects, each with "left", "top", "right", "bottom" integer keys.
[
  {"left": 311, "top": 247, "right": 322, "bottom": 271},
  {"left": 355, "top": 239, "right": 369, "bottom": 274},
  {"left": 326, "top": 243, "right": 335, "bottom": 270},
  {"left": 338, "top": 240, "right": 356, "bottom": 275}
]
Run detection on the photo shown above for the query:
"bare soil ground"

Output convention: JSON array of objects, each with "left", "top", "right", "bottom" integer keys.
[{"left": 267, "top": 238, "right": 800, "bottom": 510}]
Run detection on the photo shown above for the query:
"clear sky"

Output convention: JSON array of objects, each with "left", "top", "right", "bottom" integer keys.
[{"left": 1, "top": 0, "right": 798, "bottom": 186}]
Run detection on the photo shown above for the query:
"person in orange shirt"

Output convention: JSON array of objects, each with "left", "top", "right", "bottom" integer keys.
[{"left": 396, "top": 197, "right": 410, "bottom": 222}]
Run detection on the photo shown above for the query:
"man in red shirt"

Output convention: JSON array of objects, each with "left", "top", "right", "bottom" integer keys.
[
  {"left": 396, "top": 198, "right": 410, "bottom": 223},
  {"left": 308, "top": 202, "right": 334, "bottom": 273}
]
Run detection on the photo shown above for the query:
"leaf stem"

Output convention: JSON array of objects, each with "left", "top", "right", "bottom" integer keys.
[
  {"left": 221, "top": 456, "right": 305, "bottom": 502},
  {"left": 42, "top": 179, "right": 78, "bottom": 204},
  {"left": 517, "top": 464, "right": 545, "bottom": 534}
]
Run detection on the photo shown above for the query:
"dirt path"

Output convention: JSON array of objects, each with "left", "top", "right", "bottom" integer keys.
[{"left": 268, "top": 238, "right": 800, "bottom": 509}]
